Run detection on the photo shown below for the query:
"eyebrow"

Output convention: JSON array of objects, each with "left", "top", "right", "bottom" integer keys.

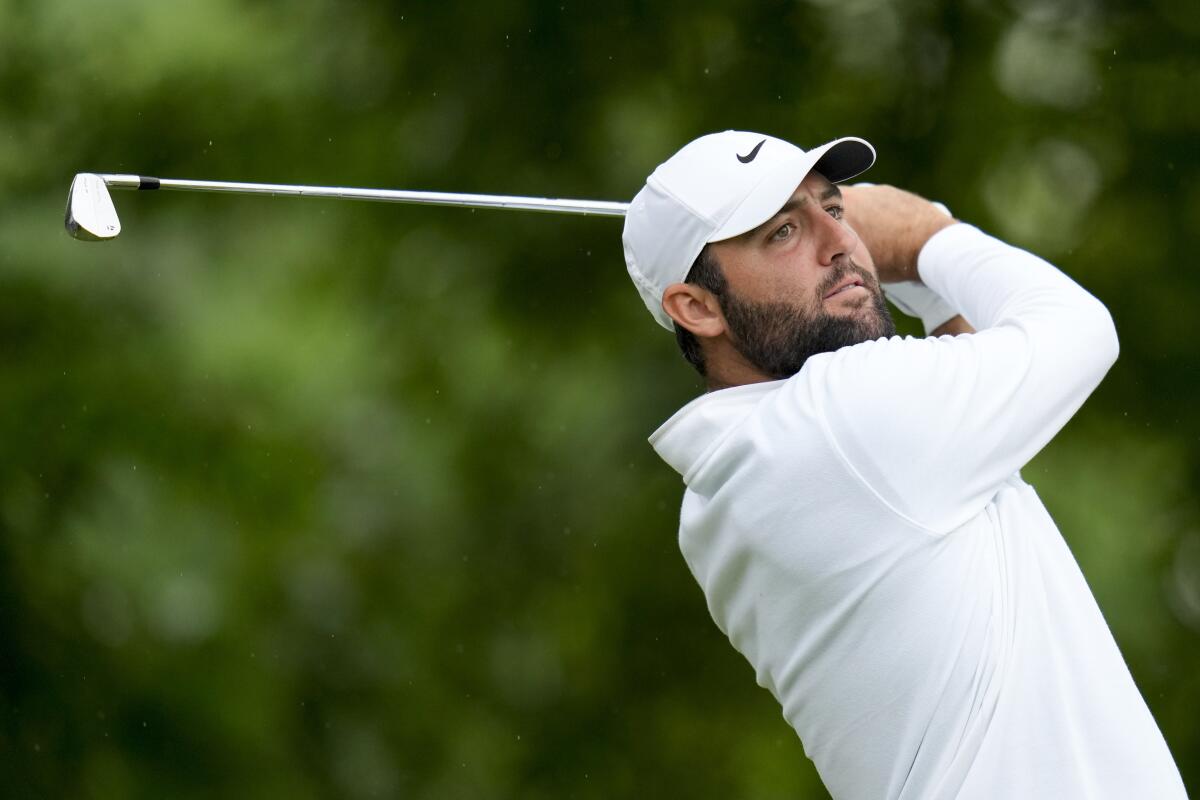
[{"left": 750, "top": 184, "right": 843, "bottom": 239}]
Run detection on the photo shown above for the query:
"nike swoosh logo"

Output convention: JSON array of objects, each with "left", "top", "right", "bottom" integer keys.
[{"left": 737, "top": 139, "right": 766, "bottom": 163}]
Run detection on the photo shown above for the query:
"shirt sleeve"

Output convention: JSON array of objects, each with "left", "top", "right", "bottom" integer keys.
[{"left": 807, "top": 223, "right": 1119, "bottom": 534}]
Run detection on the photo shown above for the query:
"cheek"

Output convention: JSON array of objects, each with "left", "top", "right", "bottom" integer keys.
[
  {"left": 850, "top": 235, "right": 877, "bottom": 273},
  {"left": 765, "top": 270, "right": 823, "bottom": 309}
]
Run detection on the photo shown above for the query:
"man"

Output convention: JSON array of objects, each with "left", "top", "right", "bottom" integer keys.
[{"left": 622, "top": 131, "right": 1187, "bottom": 799}]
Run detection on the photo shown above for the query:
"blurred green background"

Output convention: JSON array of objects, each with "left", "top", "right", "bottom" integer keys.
[{"left": 2, "top": 0, "right": 1198, "bottom": 797}]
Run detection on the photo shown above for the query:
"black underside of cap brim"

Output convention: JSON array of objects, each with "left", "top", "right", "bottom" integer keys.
[{"left": 813, "top": 139, "right": 875, "bottom": 183}]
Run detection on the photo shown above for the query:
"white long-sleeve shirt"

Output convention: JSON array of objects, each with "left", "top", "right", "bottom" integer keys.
[{"left": 649, "top": 224, "right": 1187, "bottom": 799}]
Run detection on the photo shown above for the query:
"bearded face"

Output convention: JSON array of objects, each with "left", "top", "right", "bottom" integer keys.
[{"left": 718, "top": 260, "right": 896, "bottom": 379}]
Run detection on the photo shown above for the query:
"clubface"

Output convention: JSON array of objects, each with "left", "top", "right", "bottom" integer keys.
[{"left": 65, "top": 173, "right": 121, "bottom": 240}]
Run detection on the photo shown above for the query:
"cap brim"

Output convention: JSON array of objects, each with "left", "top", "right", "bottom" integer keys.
[
  {"left": 709, "top": 136, "right": 875, "bottom": 242},
  {"left": 813, "top": 137, "right": 876, "bottom": 183}
]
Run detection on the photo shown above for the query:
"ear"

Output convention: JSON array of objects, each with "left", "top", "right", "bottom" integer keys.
[{"left": 662, "top": 283, "right": 726, "bottom": 338}]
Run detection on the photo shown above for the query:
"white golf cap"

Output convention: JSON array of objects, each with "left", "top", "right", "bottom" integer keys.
[{"left": 622, "top": 131, "right": 876, "bottom": 330}]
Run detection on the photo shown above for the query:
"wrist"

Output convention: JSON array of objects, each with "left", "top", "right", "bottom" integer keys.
[{"left": 907, "top": 216, "right": 956, "bottom": 278}]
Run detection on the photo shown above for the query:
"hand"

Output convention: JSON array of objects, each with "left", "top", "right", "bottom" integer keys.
[{"left": 841, "top": 184, "right": 956, "bottom": 283}]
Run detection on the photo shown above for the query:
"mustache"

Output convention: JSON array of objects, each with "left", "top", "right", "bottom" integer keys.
[{"left": 816, "top": 259, "right": 880, "bottom": 300}]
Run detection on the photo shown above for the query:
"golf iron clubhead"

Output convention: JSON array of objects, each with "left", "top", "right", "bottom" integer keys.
[
  {"left": 64, "top": 173, "right": 630, "bottom": 241},
  {"left": 65, "top": 173, "right": 121, "bottom": 240}
]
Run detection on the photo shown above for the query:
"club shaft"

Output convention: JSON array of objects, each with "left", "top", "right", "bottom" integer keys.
[{"left": 97, "top": 174, "right": 629, "bottom": 217}]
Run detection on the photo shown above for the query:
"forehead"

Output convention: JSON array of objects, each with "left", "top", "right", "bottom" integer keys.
[
  {"left": 800, "top": 170, "right": 836, "bottom": 194},
  {"left": 776, "top": 171, "right": 837, "bottom": 211}
]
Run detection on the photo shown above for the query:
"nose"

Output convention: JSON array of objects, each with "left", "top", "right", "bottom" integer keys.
[{"left": 814, "top": 207, "right": 859, "bottom": 268}]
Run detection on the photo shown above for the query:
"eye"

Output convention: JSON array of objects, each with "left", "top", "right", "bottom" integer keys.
[
  {"left": 770, "top": 222, "right": 794, "bottom": 241},
  {"left": 826, "top": 204, "right": 844, "bottom": 220}
]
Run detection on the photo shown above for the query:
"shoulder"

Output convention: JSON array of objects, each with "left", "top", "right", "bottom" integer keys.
[{"left": 782, "top": 334, "right": 946, "bottom": 401}]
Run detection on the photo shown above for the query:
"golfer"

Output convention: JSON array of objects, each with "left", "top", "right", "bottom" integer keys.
[{"left": 622, "top": 131, "right": 1187, "bottom": 799}]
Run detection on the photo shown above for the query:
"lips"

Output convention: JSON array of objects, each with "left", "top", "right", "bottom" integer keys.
[{"left": 823, "top": 276, "right": 865, "bottom": 299}]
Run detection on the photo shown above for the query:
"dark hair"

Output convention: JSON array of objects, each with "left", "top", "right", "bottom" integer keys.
[{"left": 674, "top": 246, "right": 727, "bottom": 376}]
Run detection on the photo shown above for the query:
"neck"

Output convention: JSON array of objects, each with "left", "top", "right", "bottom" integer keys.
[{"left": 703, "top": 338, "right": 776, "bottom": 392}]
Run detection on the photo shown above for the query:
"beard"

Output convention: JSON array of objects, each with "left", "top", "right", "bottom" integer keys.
[{"left": 720, "top": 261, "right": 896, "bottom": 379}]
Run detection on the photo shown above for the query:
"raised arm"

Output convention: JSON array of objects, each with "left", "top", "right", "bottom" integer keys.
[
  {"left": 846, "top": 185, "right": 977, "bottom": 337},
  {"left": 799, "top": 185, "right": 1118, "bottom": 533},
  {"left": 841, "top": 184, "right": 955, "bottom": 285}
]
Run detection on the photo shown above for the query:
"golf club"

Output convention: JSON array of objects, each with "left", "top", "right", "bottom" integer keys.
[{"left": 65, "top": 173, "right": 630, "bottom": 241}]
